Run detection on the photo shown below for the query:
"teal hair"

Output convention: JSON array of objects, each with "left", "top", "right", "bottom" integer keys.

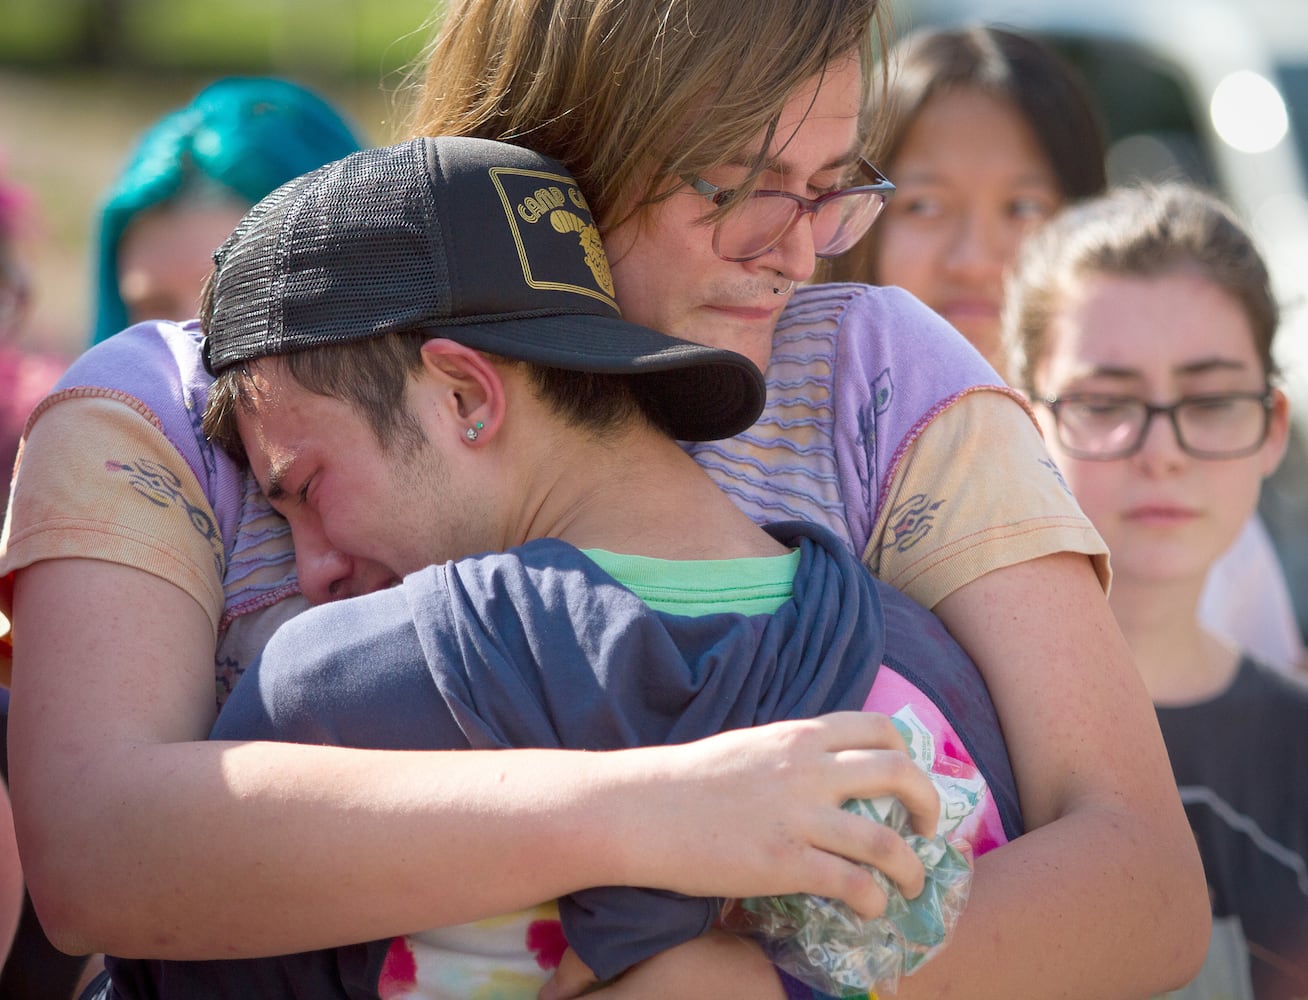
[{"left": 91, "top": 76, "right": 363, "bottom": 345}]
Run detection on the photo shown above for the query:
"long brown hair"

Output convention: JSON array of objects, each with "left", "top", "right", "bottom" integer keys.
[{"left": 405, "top": 0, "right": 890, "bottom": 228}]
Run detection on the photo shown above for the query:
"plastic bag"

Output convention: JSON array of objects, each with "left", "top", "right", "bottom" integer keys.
[{"left": 722, "top": 707, "right": 981, "bottom": 997}]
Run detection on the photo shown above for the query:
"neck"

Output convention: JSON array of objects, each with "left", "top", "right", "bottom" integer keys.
[
  {"left": 1108, "top": 573, "right": 1239, "bottom": 705},
  {"left": 502, "top": 415, "right": 786, "bottom": 561}
]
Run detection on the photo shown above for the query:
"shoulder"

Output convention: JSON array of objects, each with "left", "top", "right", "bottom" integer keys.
[
  {"left": 46, "top": 319, "right": 241, "bottom": 504},
  {"left": 263, "top": 583, "right": 416, "bottom": 669},
  {"left": 783, "top": 283, "right": 1007, "bottom": 392},
  {"left": 1196, "top": 657, "right": 1308, "bottom": 753},
  {"left": 45, "top": 320, "right": 213, "bottom": 448},
  {"left": 438, "top": 540, "right": 624, "bottom": 612},
  {"left": 784, "top": 282, "right": 980, "bottom": 343},
  {"left": 780, "top": 281, "right": 937, "bottom": 329},
  {"left": 58, "top": 320, "right": 207, "bottom": 394}
]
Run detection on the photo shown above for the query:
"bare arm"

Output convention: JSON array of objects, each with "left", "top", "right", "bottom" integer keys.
[
  {"left": 10, "top": 558, "right": 936, "bottom": 959},
  {"left": 887, "top": 552, "right": 1209, "bottom": 997},
  {"left": 542, "top": 931, "right": 786, "bottom": 1000}
]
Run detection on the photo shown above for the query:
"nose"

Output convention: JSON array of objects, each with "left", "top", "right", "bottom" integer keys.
[
  {"left": 1132, "top": 407, "right": 1187, "bottom": 472},
  {"left": 294, "top": 532, "right": 357, "bottom": 605},
  {"left": 761, "top": 211, "right": 818, "bottom": 284},
  {"left": 942, "top": 209, "right": 1008, "bottom": 281}
]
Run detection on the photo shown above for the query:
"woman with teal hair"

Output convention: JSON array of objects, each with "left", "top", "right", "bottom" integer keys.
[{"left": 90, "top": 75, "right": 363, "bottom": 345}]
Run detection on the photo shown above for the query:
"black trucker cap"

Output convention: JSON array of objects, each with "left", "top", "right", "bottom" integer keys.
[{"left": 202, "top": 136, "right": 766, "bottom": 441}]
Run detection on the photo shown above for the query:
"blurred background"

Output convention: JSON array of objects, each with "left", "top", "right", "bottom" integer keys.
[
  {"left": 2, "top": 0, "right": 1306, "bottom": 434},
  {"left": 894, "top": 0, "right": 1308, "bottom": 637},
  {"left": 1, "top": 0, "right": 439, "bottom": 358},
  {"left": 4, "top": 0, "right": 1306, "bottom": 365},
  {"left": 898, "top": 0, "right": 1308, "bottom": 403}
]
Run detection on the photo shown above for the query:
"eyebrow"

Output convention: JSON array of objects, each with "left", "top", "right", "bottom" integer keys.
[
  {"left": 892, "top": 166, "right": 1057, "bottom": 186},
  {"left": 727, "top": 147, "right": 862, "bottom": 177},
  {"left": 1174, "top": 357, "right": 1254, "bottom": 377},
  {"left": 1080, "top": 357, "right": 1254, "bottom": 382}
]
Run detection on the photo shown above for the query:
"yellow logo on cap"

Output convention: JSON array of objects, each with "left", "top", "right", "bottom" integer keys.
[{"left": 490, "top": 167, "right": 618, "bottom": 306}]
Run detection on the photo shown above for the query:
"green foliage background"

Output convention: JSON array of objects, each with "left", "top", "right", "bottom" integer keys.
[
  {"left": 0, "top": 0, "right": 442, "bottom": 79},
  {"left": 0, "top": 1, "right": 449, "bottom": 354}
]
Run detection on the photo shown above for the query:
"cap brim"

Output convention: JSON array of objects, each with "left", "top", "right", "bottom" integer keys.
[{"left": 421, "top": 312, "right": 766, "bottom": 442}]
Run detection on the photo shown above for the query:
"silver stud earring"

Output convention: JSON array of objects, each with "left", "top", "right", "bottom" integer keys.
[{"left": 465, "top": 421, "right": 485, "bottom": 441}]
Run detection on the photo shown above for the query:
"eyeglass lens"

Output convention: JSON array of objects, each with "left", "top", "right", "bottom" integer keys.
[
  {"left": 715, "top": 188, "right": 888, "bottom": 262},
  {"left": 1054, "top": 395, "right": 1270, "bottom": 459}
]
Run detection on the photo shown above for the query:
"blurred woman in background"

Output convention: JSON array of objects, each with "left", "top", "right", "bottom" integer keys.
[
  {"left": 823, "top": 23, "right": 1106, "bottom": 373},
  {"left": 89, "top": 75, "right": 362, "bottom": 345}
]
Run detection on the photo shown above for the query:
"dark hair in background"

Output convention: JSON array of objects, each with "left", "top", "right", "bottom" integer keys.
[{"left": 824, "top": 23, "right": 1107, "bottom": 284}]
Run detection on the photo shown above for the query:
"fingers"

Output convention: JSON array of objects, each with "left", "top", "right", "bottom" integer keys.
[
  {"left": 834, "top": 743, "right": 942, "bottom": 839},
  {"left": 786, "top": 710, "right": 909, "bottom": 754},
  {"left": 826, "top": 804, "right": 928, "bottom": 905},
  {"left": 796, "top": 849, "right": 891, "bottom": 921},
  {"left": 766, "top": 712, "right": 943, "bottom": 910},
  {"left": 538, "top": 948, "right": 597, "bottom": 1000},
  {"left": 783, "top": 711, "right": 942, "bottom": 838},
  {"left": 636, "top": 712, "right": 945, "bottom": 908}
]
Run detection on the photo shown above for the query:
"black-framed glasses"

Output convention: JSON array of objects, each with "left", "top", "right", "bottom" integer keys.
[
  {"left": 1038, "top": 390, "right": 1275, "bottom": 460},
  {"left": 686, "top": 158, "right": 895, "bottom": 263}
]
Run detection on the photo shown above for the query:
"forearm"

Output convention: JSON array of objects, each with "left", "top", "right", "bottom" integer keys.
[
  {"left": 19, "top": 716, "right": 934, "bottom": 961},
  {"left": 10, "top": 559, "right": 636, "bottom": 957},
  {"left": 19, "top": 738, "right": 656, "bottom": 958},
  {"left": 614, "top": 797, "right": 1203, "bottom": 1000},
  {"left": 914, "top": 552, "right": 1210, "bottom": 996},
  {"left": 9, "top": 558, "right": 959, "bottom": 962}
]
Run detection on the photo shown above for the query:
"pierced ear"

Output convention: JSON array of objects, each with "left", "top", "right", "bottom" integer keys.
[{"left": 418, "top": 338, "right": 506, "bottom": 445}]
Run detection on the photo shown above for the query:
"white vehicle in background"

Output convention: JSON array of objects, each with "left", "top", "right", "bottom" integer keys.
[{"left": 892, "top": 0, "right": 1308, "bottom": 640}]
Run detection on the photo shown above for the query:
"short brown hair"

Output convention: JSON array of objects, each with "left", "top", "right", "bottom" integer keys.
[{"left": 200, "top": 321, "right": 658, "bottom": 465}]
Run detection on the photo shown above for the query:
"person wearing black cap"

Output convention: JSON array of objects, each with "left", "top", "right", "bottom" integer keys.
[
  {"left": 89, "top": 136, "right": 1021, "bottom": 998},
  {"left": 2, "top": 112, "right": 974, "bottom": 1000}
]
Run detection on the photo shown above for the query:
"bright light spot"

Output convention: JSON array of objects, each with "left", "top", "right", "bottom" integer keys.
[{"left": 1210, "top": 70, "right": 1289, "bottom": 154}]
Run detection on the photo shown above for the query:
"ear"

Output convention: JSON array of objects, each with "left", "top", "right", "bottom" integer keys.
[
  {"left": 1260, "top": 385, "right": 1292, "bottom": 478},
  {"left": 417, "top": 338, "right": 507, "bottom": 446}
]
